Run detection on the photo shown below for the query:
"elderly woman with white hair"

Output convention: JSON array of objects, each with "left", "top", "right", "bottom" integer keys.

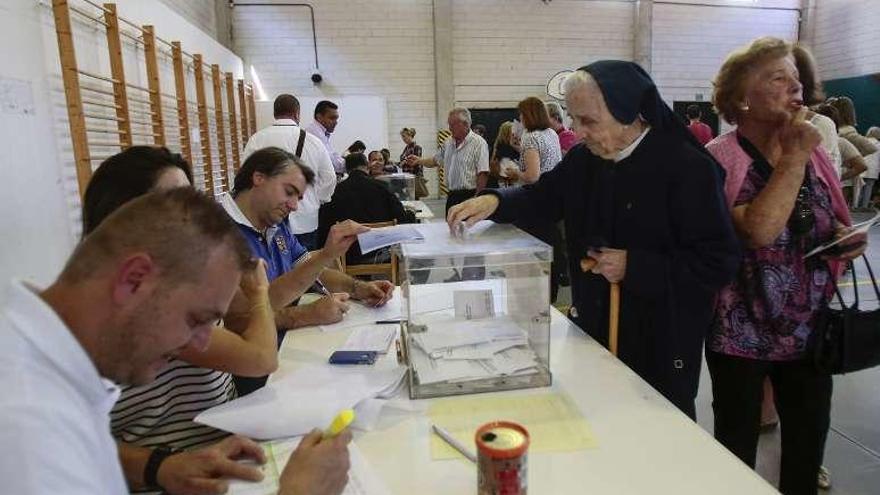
[{"left": 448, "top": 60, "right": 740, "bottom": 417}]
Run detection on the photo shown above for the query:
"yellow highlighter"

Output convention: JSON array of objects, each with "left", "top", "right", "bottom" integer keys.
[{"left": 323, "top": 409, "right": 355, "bottom": 439}]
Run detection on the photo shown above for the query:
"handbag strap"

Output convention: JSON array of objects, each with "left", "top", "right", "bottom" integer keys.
[
  {"left": 830, "top": 262, "right": 853, "bottom": 310},
  {"left": 859, "top": 253, "right": 880, "bottom": 300},
  {"left": 829, "top": 254, "right": 880, "bottom": 310}
]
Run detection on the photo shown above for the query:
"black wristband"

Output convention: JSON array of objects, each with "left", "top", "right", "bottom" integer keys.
[{"left": 144, "top": 445, "right": 176, "bottom": 489}]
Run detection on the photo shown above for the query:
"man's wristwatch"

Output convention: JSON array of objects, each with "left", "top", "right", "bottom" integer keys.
[{"left": 144, "top": 445, "right": 177, "bottom": 489}]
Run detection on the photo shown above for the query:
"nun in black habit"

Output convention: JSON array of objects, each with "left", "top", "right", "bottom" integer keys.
[{"left": 448, "top": 61, "right": 740, "bottom": 418}]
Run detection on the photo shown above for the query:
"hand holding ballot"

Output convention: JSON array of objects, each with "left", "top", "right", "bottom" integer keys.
[
  {"left": 446, "top": 194, "right": 499, "bottom": 230},
  {"left": 317, "top": 220, "right": 371, "bottom": 264},
  {"left": 804, "top": 211, "right": 876, "bottom": 260},
  {"left": 823, "top": 225, "right": 869, "bottom": 261}
]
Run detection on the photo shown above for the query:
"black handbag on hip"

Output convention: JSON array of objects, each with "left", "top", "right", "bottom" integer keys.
[{"left": 813, "top": 255, "right": 880, "bottom": 374}]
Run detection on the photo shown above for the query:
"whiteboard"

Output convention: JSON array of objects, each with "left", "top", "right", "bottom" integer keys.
[{"left": 254, "top": 96, "right": 388, "bottom": 155}]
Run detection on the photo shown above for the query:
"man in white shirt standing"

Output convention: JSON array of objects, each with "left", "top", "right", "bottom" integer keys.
[
  {"left": 244, "top": 94, "right": 337, "bottom": 251},
  {"left": 0, "top": 188, "right": 351, "bottom": 495},
  {"left": 405, "top": 107, "right": 490, "bottom": 212},
  {"left": 306, "top": 100, "right": 345, "bottom": 177}
]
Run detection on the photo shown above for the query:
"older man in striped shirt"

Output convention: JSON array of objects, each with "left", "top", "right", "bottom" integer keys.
[{"left": 405, "top": 108, "right": 490, "bottom": 212}]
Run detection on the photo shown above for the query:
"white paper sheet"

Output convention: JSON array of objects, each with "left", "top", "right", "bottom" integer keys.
[
  {"left": 338, "top": 324, "right": 398, "bottom": 353},
  {"left": 195, "top": 365, "right": 407, "bottom": 439},
  {"left": 804, "top": 209, "right": 879, "bottom": 258},
  {"left": 453, "top": 289, "right": 495, "bottom": 319},
  {"left": 357, "top": 224, "right": 424, "bottom": 254},
  {"left": 435, "top": 339, "right": 528, "bottom": 361},
  {"left": 410, "top": 342, "right": 539, "bottom": 386},
  {"left": 411, "top": 317, "right": 528, "bottom": 355},
  {"left": 321, "top": 288, "right": 404, "bottom": 332},
  {"left": 227, "top": 439, "right": 390, "bottom": 495}
]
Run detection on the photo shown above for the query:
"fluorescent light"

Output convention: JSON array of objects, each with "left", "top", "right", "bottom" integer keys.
[{"left": 250, "top": 65, "right": 268, "bottom": 102}]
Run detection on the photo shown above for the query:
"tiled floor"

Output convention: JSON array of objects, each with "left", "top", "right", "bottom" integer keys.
[{"left": 421, "top": 199, "right": 880, "bottom": 493}]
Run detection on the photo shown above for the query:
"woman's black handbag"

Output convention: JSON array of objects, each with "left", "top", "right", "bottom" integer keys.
[{"left": 813, "top": 255, "right": 880, "bottom": 374}]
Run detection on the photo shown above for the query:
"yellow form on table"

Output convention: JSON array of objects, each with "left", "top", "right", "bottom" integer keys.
[{"left": 428, "top": 391, "right": 597, "bottom": 460}]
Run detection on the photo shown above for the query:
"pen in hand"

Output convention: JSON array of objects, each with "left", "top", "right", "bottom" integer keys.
[
  {"left": 312, "top": 278, "right": 332, "bottom": 297},
  {"left": 324, "top": 409, "right": 355, "bottom": 439}
]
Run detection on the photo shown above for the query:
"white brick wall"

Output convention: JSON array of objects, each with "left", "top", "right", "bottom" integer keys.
[
  {"left": 652, "top": 0, "right": 800, "bottom": 106},
  {"left": 452, "top": 0, "right": 635, "bottom": 108},
  {"left": 230, "top": 0, "right": 811, "bottom": 152},
  {"left": 232, "top": 0, "right": 436, "bottom": 158},
  {"left": 159, "top": 0, "right": 218, "bottom": 40},
  {"left": 809, "top": 0, "right": 880, "bottom": 80}
]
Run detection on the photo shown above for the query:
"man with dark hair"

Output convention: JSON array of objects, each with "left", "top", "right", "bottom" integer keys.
[
  {"left": 0, "top": 188, "right": 352, "bottom": 494},
  {"left": 244, "top": 94, "right": 337, "bottom": 251},
  {"left": 347, "top": 140, "right": 366, "bottom": 155},
  {"left": 273, "top": 93, "right": 300, "bottom": 119},
  {"left": 686, "top": 104, "right": 714, "bottom": 146},
  {"left": 307, "top": 100, "right": 345, "bottom": 175},
  {"left": 221, "top": 148, "right": 396, "bottom": 393},
  {"left": 318, "top": 153, "right": 416, "bottom": 265}
]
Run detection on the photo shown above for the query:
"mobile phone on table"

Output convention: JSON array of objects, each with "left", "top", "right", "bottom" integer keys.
[{"left": 328, "top": 350, "right": 378, "bottom": 365}]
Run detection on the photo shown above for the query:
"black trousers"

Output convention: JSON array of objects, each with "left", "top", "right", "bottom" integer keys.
[{"left": 706, "top": 350, "right": 832, "bottom": 495}]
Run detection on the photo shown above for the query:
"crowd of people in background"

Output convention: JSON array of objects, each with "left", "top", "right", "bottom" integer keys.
[{"left": 3, "top": 33, "right": 878, "bottom": 495}]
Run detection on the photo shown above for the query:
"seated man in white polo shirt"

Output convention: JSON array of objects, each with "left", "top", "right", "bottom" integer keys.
[{"left": 0, "top": 188, "right": 351, "bottom": 495}]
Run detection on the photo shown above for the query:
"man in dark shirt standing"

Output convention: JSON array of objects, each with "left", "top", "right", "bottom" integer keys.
[{"left": 318, "top": 153, "right": 416, "bottom": 265}]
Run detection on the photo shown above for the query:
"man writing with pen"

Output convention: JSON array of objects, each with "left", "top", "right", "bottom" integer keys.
[{"left": 219, "top": 147, "right": 396, "bottom": 394}]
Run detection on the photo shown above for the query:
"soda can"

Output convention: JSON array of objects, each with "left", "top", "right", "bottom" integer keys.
[{"left": 475, "top": 421, "right": 529, "bottom": 495}]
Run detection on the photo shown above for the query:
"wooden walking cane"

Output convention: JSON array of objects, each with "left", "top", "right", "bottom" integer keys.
[{"left": 580, "top": 257, "right": 620, "bottom": 356}]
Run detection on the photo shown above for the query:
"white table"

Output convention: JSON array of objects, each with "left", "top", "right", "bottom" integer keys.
[
  {"left": 274, "top": 309, "right": 777, "bottom": 494},
  {"left": 401, "top": 200, "right": 435, "bottom": 221}
]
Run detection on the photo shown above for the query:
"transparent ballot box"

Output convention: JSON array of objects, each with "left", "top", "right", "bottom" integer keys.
[
  {"left": 376, "top": 172, "right": 416, "bottom": 201},
  {"left": 397, "top": 221, "right": 552, "bottom": 399}
]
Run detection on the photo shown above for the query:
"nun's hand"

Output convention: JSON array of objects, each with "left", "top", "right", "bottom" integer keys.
[
  {"left": 586, "top": 248, "right": 627, "bottom": 284},
  {"left": 447, "top": 195, "right": 499, "bottom": 231}
]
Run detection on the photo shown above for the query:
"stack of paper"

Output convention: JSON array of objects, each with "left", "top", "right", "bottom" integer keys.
[
  {"left": 228, "top": 438, "right": 390, "bottom": 495},
  {"left": 338, "top": 324, "right": 398, "bottom": 353},
  {"left": 195, "top": 364, "right": 406, "bottom": 439},
  {"left": 409, "top": 316, "right": 539, "bottom": 385}
]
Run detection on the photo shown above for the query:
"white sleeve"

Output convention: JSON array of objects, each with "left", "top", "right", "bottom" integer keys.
[
  {"left": 306, "top": 135, "right": 337, "bottom": 203},
  {"left": 477, "top": 138, "right": 490, "bottom": 174},
  {"left": 241, "top": 135, "right": 258, "bottom": 162},
  {"left": 0, "top": 405, "right": 114, "bottom": 495}
]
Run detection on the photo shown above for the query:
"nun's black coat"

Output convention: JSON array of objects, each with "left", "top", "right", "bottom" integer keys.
[{"left": 487, "top": 130, "right": 740, "bottom": 418}]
